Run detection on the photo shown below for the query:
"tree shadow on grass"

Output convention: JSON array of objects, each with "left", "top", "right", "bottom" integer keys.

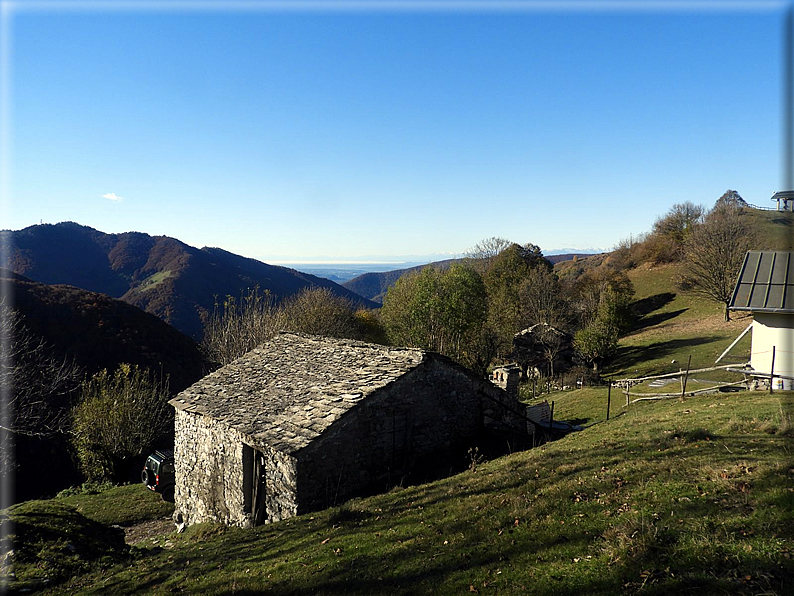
[
  {"left": 612, "top": 335, "right": 722, "bottom": 371},
  {"left": 629, "top": 293, "right": 689, "bottom": 334},
  {"left": 631, "top": 292, "right": 676, "bottom": 318},
  {"left": 631, "top": 308, "right": 689, "bottom": 333}
]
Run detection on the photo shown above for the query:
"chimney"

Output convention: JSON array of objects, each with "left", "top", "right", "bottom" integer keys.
[{"left": 491, "top": 365, "right": 520, "bottom": 400}]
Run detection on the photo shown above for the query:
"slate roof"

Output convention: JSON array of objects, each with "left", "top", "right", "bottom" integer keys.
[
  {"left": 729, "top": 250, "right": 794, "bottom": 313},
  {"left": 169, "top": 332, "right": 426, "bottom": 454}
]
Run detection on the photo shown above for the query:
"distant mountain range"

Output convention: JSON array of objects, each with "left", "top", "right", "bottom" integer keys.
[
  {"left": 1, "top": 222, "right": 377, "bottom": 339},
  {"left": 342, "top": 253, "right": 595, "bottom": 303}
]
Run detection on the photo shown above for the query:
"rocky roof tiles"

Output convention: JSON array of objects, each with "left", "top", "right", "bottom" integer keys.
[{"left": 169, "top": 332, "right": 426, "bottom": 454}]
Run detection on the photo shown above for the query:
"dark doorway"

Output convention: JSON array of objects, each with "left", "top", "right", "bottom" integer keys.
[{"left": 242, "top": 444, "right": 267, "bottom": 526}]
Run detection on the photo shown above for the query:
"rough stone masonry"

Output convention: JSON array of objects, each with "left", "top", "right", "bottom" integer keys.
[{"left": 170, "top": 332, "right": 534, "bottom": 528}]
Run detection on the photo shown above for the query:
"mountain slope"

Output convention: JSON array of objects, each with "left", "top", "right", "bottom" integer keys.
[
  {"left": 2, "top": 222, "right": 376, "bottom": 338},
  {"left": 2, "top": 269, "right": 209, "bottom": 394},
  {"left": 2, "top": 269, "right": 210, "bottom": 501}
]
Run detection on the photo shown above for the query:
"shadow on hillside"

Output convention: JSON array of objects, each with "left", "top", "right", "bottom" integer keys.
[
  {"left": 613, "top": 335, "right": 722, "bottom": 370},
  {"left": 631, "top": 292, "right": 676, "bottom": 318},
  {"left": 631, "top": 308, "right": 689, "bottom": 333},
  {"left": 629, "top": 292, "right": 690, "bottom": 334}
]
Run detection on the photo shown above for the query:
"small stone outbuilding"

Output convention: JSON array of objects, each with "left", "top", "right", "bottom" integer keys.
[{"left": 170, "top": 332, "right": 534, "bottom": 528}]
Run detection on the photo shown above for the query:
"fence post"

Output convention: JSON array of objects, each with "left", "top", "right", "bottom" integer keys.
[
  {"left": 770, "top": 346, "right": 776, "bottom": 394},
  {"left": 607, "top": 381, "right": 612, "bottom": 421},
  {"left": 680, "top": 355, "right": 692, "bottom": 401},
  {"left": 549, "top": 401, "right": 555, "bottom": 432}
]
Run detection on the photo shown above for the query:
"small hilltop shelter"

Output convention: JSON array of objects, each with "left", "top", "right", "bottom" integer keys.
[
  {"left": 771, "top": 190, "right": 794, "bottom": 212},
  {"left": 169, "top": 333, "right": 536, "bottom": 528},
  {"left": 728, "top": 250, "right": 794, "bottom": 389}
]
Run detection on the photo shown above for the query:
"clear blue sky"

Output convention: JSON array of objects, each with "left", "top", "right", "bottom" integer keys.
[{"left": 1, "top": 1, "right": 788, "bottom": 262}]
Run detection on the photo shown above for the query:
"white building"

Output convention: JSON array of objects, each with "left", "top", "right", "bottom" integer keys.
[{"left": 729, "top": 251, "right": 793, "bottom": 389}]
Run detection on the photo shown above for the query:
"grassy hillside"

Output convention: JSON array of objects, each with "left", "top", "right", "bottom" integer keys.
[
  {"left": 3, "top": 208, "right": 791, "bottom": 594},
  {"left": 609, "top": 263, "right": 754, "bottom": 379},
  {"left": 4, "top": 389, "right": 790, "bottom": 595}
]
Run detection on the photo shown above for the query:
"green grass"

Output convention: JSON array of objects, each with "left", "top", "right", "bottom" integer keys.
[
  {"left": 5, "top": 391, "right": 791, "bottom": 595},
  {"left": 0, "top": 484, "right": 173, "bottom": 593},
  {"left": 745, "top": 208, "right": 794, "bottom": 251},
  {"left": 605, "top": 263, "right": 754, "bottom": 380},
  {"left": 54, "top": 482, "right": 174, "bottom": 527},
  {"left": 132, "top": 270, "right": 173, "bottom": 293},
  {"left": 5, "top": 212, "right": 792, "bottom": 594}
]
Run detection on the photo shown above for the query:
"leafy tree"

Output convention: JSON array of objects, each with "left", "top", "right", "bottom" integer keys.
[
  {"left": 72, "top": 364, "right": 171, "bottom": 482},
  {"left": 714, "top": 189, "right": 747, "bottom": 209},
  {"left": 353, "top": 309, "right": 388, "bottom": 345},
  {"left": 380, "top": 263, "right": 488, "bottom": 371},
  {"left": 573, "top": 318, "right": 619, "bottom": 373},
  {"left": 680, "top": 203, "right": 757, "bottom": 321},
  {"left": 653, "top": 201, "right": 705, "bottom": 244},
  {"left": 484, "top": 243, "right": 552, "bottom": 357},
  {"left": 571, "top": 274, "right": 634, "bottom": 373},
  {"left": 569, "top": 268, "right": 634, "bottom": 329},
  {"left": 648, "top": 201, "right": 705, "bottom": 262}
]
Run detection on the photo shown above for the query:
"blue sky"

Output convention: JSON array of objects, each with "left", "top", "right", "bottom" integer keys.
[{"left": 1, "top": 1, "right": 788, "bottom": 262}]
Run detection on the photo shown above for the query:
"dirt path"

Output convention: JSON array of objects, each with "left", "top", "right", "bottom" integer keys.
[{"left": 123, "top": 517, "right": 175, "bottom": 545}]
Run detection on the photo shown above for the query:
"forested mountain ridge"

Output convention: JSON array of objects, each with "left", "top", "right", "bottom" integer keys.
[{"left": 1, "top": 222, "right": 377, "bottom": 338}]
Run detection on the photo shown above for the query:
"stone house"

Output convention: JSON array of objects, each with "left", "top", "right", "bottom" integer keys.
[{"left": 169, "top": 332, "right": 535, "bottom": 528}]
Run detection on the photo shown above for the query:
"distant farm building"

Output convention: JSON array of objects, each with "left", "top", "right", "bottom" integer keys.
[
  {"left": 771, "top": 190, "right": 794, "bottom": 212},
  {"left": 728, "top": 250, "right": 794, "bottom": 389},
  {"left": 170, "top": 333, "right": 537, "bottom": 528}
]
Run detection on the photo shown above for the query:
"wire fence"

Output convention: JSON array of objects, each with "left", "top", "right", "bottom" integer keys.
[{"left": 613, "top": 346, "right": 793, "bottom": 404}]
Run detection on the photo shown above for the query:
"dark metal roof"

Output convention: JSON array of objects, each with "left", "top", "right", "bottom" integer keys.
[{"left": 729, "top": 251, "right": 794, "bottom": 313}]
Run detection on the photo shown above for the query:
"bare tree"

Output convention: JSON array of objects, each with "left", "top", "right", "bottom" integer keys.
[
  {"left": 464, "top": 236, "right": 512, "bottom": 272},
  {"left": 0, "top": 302, "right": 82, "bottom": 481},
  {"left": 282, "top": 287, "right": 361, "bottom": 340},
  {"left": 680, "top": 204, "right": 757, "bottom": 321},
  {"left": 202, "top": 286, "right": 362, "bottom": 366},
  {"left": 0, "top": 303, "right": 81, "bottom": 437},
  {"left": 518, "top": 267, "right": 569, "bottom": 330},
  {"left": 202, "top": 288, "right": 286, "bottom": 366}
]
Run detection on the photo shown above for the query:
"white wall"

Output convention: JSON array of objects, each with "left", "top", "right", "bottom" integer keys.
[{"left": 751, "top": 313, "right": 794, "bottom": 380}]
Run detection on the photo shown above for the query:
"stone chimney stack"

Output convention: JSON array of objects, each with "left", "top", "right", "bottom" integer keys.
[{"left": 491, "top": 365, "right": 520, "bottom": 400}]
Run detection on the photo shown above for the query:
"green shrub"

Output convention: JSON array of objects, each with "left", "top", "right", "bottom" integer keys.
[{"left": 71, "top": 364, "right": 171, "bottom": 482}]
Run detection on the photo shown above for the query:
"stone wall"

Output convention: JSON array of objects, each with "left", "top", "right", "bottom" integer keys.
[
  {"left": 294, "top": 355, "right": 527, "bottom": 513},
  {"left": 174, "top": 409, "right": 298, "bottom": 528}
]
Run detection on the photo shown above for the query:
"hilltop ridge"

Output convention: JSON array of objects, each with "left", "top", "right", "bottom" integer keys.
[{"left": 2, "top": 222, "right": 377, "bottom": 338}]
